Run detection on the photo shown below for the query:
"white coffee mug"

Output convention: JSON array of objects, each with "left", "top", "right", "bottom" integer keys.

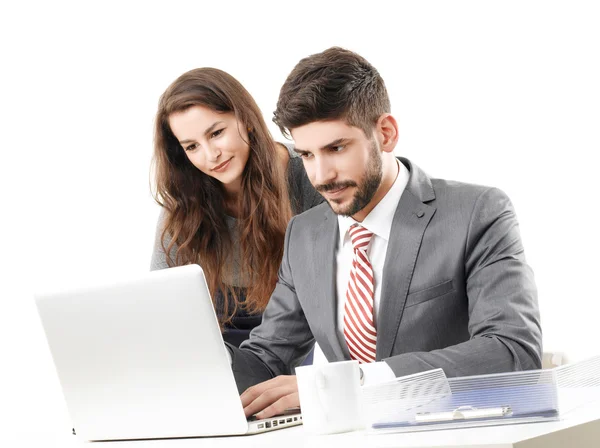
[{"left": 295, "top": 360, "right": 364, "bottom": 435}]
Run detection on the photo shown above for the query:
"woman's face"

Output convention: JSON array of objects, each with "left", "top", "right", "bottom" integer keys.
[{"left": 169, "top": 105, "right": 250, "bottom": 193}]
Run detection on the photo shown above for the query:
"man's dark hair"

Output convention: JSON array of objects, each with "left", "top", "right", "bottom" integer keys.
[{"left": 273, "top": 47, "right": 391, "bottom": 138}]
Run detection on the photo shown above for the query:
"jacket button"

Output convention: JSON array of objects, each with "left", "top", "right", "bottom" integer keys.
[{"left": 416, "top": 211, "right": 425, "bottom": 218}]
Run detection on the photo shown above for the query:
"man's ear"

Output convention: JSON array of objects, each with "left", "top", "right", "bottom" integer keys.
[{"left": 375, "top": 113, "right": 399, "bottom": 154}]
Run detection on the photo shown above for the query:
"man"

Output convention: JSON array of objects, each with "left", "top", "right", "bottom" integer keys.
[{"left": 229, "top": 47, "right": 542, "bottom": 419}]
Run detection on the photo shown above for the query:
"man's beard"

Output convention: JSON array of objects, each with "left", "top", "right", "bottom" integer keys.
[{"left": 315, "top": 141, "right": 383, "bottom": 217}]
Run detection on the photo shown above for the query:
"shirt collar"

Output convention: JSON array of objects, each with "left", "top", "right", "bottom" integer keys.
[{"left": 338, "top": 158, "right": 409, "bottom": 244}]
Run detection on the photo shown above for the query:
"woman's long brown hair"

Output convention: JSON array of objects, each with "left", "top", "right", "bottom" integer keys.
[{"left": 152, "top": 68, "right": 292, "bottom": 326}]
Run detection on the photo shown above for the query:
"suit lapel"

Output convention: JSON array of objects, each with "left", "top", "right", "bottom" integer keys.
[
  {"left": 376, "top": 159, "right": 437, "bottom": 359},
  {"left": 310, "top": 208, "right": 348, "bottom": 360}
]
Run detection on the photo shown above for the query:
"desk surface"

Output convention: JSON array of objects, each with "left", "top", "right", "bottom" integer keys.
[{"left": 5, "top": 396, "right": 600, "bottom": 448}]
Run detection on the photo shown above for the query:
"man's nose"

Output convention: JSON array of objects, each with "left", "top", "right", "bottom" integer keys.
[{"left": 313, "top": 157, "right": 336, "bottom": 186}]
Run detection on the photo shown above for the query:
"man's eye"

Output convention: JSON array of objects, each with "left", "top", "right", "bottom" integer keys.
[
  {"left": 211, "top": 129, "right": 224, "bottom": 138},
  {"left": 185, "top": 143, "right": 199, "bottom": 152},
  {"left": 332, "top": 145, "right": 345, "bottom": 152},
  {"left": 299, "top": 152, "right": 313, "bottom": 159}
]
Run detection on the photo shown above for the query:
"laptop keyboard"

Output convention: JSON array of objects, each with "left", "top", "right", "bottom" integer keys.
[
  {"left": 251, "top": 414, "right": 302, "bottom": 430},
  {"left": 247, "top": 408, "right": 303, "bottom": 430}
]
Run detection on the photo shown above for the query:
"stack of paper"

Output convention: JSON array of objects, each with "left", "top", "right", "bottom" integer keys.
[{"left": 362, "top": 355, "right": 600, "bottom": 433}]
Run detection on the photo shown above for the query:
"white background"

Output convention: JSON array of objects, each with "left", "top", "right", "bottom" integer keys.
[{"left": 0, "top": 0, "right": 598, "bottom": 441}]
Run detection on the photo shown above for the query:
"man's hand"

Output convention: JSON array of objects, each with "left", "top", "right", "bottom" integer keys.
[{"left": 240, "top": 375, "right": 299, "bottom": 419}]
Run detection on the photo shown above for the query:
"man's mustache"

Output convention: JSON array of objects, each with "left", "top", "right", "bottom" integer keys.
[{"left": 315, "top": 181, "right": 357, "bottom": 193}]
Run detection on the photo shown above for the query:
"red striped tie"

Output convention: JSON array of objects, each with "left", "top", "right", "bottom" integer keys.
[{"left": 343, "top": 224, "right": 377, "bottom": 364}]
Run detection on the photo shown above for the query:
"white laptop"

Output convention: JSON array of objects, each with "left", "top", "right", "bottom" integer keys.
[{"left": 34, "top": 264, "right": 302, "bottom": 441}]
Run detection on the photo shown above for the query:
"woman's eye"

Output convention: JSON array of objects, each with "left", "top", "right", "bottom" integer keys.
[
  {"left": 185, "top": 143, "right": 199, "bottom": 152},
  {"left": 211, "top": 129, "right": 224, "bottom": 138}
]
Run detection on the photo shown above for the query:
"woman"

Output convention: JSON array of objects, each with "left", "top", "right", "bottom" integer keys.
[{"left": 150, "top": 67, "right": 323, "bottom": 353}]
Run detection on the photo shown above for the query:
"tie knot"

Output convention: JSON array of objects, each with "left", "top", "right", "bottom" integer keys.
[{"left": 349, "top": 224, "right": 374, "bottom": 251}]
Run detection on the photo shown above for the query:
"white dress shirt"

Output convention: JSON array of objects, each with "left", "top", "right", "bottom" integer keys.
[{"left": 336, "top": 159, "right": 409, "bottom": 384}]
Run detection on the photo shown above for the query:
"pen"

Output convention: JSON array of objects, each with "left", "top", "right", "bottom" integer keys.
[{"left": 415, "top": 405, "right": 512, "bottom": 423}]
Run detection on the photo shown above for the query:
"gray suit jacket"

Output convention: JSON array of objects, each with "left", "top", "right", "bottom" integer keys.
[{"left": 229, "top": 158, "right": 542, "bottom": 392}]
